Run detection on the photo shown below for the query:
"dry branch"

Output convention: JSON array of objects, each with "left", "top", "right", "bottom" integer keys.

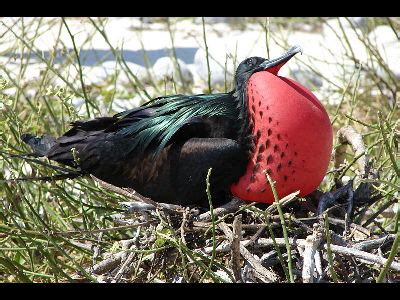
[
  {"left": 353, "top": 234, "right": 396, "bottom": 251},
  {"left": 91, "top": 251, "right": 125, "bottom": 275},
  {"left": 111, "top": 251, "right": 136, "bottom": 283},
  {"left": 91, "top": 175, "right": 185, "bottom": 214},
  {"left": 302, "top": 224, "right": 323, "bottom": 283},
  {"left": 334, "top": 125, "right": 368, "bottom": 178},
  {"left": 203, "top": 237, "right": 306, "bottom": 254},
  {"left": 265, "top": 191, "right": 300, "bottom": 214},
  {"left": 326, "top": 244, "right": 400, "bottom": 272},
  {"left": 231, "top": 215, "right": 242, "bottom": 282},
  {"left": 218, "top": 222, "right": 278, "bottom": 283},
  {"left": 197, "top": 198, "right": 246, "bottom": 222}
]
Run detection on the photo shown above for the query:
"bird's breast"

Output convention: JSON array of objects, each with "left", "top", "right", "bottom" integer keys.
[{"left": 230, "top": 71, "right": 333, "bottom": 204}]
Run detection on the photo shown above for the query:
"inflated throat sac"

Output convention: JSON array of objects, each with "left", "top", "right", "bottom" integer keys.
[{"left": 231, "top": 71, "right": 333, "bottom": 204}]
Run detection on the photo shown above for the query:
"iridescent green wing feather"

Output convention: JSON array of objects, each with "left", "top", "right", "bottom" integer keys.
[{"left": 112, "top": 93, "right": 238, "bottom": 156}]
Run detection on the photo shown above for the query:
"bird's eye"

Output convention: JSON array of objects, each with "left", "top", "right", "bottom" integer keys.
[{"left": 247, "top": 58, "right": 255, "bottom": 66}]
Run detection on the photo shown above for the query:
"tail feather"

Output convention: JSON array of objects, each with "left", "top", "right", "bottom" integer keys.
[
  {"left": 21, "top": 134, "right": 56, "bottom": 157},
  {"left": 0, "top": 134, "right": 84, "bottom": 183}
]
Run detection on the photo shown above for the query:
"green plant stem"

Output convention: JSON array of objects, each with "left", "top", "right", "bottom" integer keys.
[
  {"left": 376, "top": 232, "right": 400, "bottom": 283},
  {"left": 167, "top": 18, "right": 186, "bottom": 92},
  {"left": 264, "top": 212, "right": 290, "bottom": 281},
  {"left": 202, "top": 167, "right": 217, "bottom": 282},
  {"left": 61, "top": 18, "right": 92, "bottom": 119},
  {"left": 264, "top": 17, "right": 271, "bottom": 59},
  {"left": 324, "top": 213, "right": 339, "bottom": 282},
  {"left": 201, "top": 17, "right": 212, "bottom": 94},
  {"left": 378, "top": 113, "right": 400, "bottom": 179},
  {"left": 265, "top": 173, "right": 294, "bottom": 282}
]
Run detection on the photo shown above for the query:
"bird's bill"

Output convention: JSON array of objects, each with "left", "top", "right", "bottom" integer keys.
[{"left": 259, "top": 45, "right": 302, "bottom": 75}]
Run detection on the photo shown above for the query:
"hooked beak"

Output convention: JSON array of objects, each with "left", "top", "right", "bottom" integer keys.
[{"left": 259, "top": 45, "right": 302, "bottom": 75}]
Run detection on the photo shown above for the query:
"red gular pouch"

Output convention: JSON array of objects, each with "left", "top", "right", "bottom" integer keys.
[{"left": 230, "top": 70, "right": 333, "bottom": 204}]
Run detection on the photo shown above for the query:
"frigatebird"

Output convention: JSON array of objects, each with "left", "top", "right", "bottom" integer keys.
[{"left": 20, "top": 46, "right": 334, "bottom": 208}]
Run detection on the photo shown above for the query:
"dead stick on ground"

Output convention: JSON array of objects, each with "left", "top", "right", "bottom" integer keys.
[
  {"left": 91, "top": 251, "right": 125, "bottom": 275},
  {"left": 265, "top": 191, "right": 300, "bottom": 215},
  {"left": 353, "top": 234, "right": 396, "bottom": 251},
  {"left": 314, "top": 250, "right": 323, "bottom": 280},
  {"left": 244, "top": 226, "right": 267, "bottom": 248},
  {"left": 326, "top": 244, "right": 400, "bottom": 272},
  {"left": 90, "top": 233, "right": 141, "bottom": 276},
  {"left": 119, "top": 202, "right": 157, "bottom": 213},
  {"left": 231, "top": 215, "right": 242, "bottom": 282},
  {"left": 302, "top": 223, "right": 324, "bottom": 283},
  {"left": 198, "top": 198, "right": 246, "bottom": 222},
  {"left": 91, "top": 175, "right": 184, "bottom": 214},
  {"left": 334, "top": 125, "right": 368, "bottom": 179},
  {"left": 197, "top": 192, "right": 298, "bottom": 224},
  {"left": 180, "top": 208, "right": 190, "bottom": 246},
  {"left": 203, "top": 237, "right": 307, "bottom": 254},
  {"left": 112, "top": 250, "right": 136, "bottom": 283},
  {"left": 298, "top": 216, "right": 371, "bottom": 237},
  {"left": 218, "top": 222, "right": 278, "bottom": 283}
]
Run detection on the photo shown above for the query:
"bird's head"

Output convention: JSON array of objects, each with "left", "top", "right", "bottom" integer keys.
[{"left": 234, "top": 46, "right": 302, "bottom": 90}]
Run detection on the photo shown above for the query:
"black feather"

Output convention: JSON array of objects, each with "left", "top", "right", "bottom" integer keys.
[{"left": 21, "top": 134, "right": 56, "bottom": 156}]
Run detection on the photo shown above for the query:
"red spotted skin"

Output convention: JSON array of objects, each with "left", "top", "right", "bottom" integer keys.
[{"left": 230, "top": 71, "right": 333, "bottom": 204}]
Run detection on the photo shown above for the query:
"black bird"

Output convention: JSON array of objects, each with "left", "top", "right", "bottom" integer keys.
[{"left": 21, "top": 46, "right": 303, "bottom": 208}]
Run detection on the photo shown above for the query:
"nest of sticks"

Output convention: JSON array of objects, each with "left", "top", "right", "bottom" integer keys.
[{"left": 83, "top": 126, "right": 399, "bottom": 283}]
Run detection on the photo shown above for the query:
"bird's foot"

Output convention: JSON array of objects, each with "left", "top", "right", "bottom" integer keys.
[
  {"left": 317, "top": 180, "right": 354, "bottom": 217},
  {"left": 315, "top": 178, "right": 380, "bottom": 235}
]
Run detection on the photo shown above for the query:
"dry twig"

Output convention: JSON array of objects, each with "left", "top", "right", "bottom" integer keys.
[
  {"left": 197, "top": 198, "right": 246, "bottom": 222},
  {"left": 302, "top": 223, "right": 324, "bottom": 283},
  {"left": 218, "top": 222, "right": 278, "bottom": 283},
  {"left": 326, "top": 244, "right": 400, "bottom": 272},
  {"left": 334, "top": 125, "right": 369, "bottom": 179},
  {"left": 91, "top": 175, "right": 184, "bottom": 214},
  {"left": 231, "top": 215, "right": 242, "bottom": 282}
]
